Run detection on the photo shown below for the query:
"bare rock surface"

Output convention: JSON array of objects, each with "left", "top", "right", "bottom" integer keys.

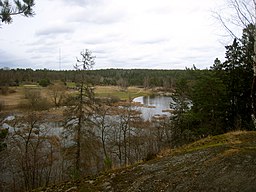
[{"left": 34, "top": 131, "right": 256, "bottom": 192}]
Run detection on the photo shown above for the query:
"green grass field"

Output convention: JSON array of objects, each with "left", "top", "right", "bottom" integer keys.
[{"left": 94, "top": 86, "right": 151, "bottom": 100}]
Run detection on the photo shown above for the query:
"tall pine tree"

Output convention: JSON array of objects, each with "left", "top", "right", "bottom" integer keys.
[{"left": 213, "top": 24, "right": 255, "bottom": 130}]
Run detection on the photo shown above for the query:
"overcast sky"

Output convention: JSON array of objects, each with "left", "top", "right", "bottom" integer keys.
[{"left": 0, "top": 0, "right": 234, "bottom": 70}]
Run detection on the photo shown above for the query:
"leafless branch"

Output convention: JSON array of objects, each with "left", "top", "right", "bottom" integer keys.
[
  {"left": 233, "top": 0, "right": 252, "bottom": 25},
  {"left": 242, "top": 1, "right": 255, "bottom": 23},
  {"left": 215, "top": 11, "right": 239, "bottom": 39}
]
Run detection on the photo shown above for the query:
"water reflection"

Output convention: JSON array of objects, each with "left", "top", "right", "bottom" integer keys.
[{"left": 133, "top": 96, "right": 174, "bottom": 120}]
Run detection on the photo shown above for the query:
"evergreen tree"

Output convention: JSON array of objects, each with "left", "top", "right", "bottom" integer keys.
[
  {"left": 64, "top": 49, "right": 96, "bottom": 178},
  {"left": 211, "top": 58, "right": 222, "bottom": 71},
  {"left": 173, "top": 70, "right": 228, "bottom": 139},
  {"left": 212, "top": 24, "right": 255, "bottom": 130},
  {"left": 222, "top": 38, "right": 244, "bottom": 129},
  {"left": 190, "top": 71, "right": 228, "bottom": 135},
  {"left": 0, "top": 0, "right": 35, "bottom": 24}
]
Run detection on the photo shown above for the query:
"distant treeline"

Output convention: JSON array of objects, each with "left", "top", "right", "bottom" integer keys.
[{"left": 0, "top": 68, "right": 190, "bottom": 88}]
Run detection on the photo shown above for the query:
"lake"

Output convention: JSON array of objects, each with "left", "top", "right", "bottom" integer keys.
[{"left": 132, "top": 96, "right": 174, "bottom": 120}]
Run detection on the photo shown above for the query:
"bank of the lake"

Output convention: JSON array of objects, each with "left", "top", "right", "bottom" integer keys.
[
  {"left": 133, "top": 95, "right": 174, "bottom": 120},
  {"left": 94, "top": 86, "right": 152, "bottom": 101}
]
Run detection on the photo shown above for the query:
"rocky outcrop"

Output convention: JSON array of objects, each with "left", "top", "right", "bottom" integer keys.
[{"left": 34, "top": 131, "right": 256, "bottom": 192}]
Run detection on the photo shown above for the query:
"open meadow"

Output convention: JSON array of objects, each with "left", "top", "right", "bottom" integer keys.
[
  {"left": 94, "top": 86, "right": 152, "bottom": 100},
  {"left": 0, "top": 84, "right": 152, "bottom": 110}
]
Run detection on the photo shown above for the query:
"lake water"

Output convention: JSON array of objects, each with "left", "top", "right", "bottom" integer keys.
[{"left": 132, "top": 96, "right": 174, "bottom": 120}]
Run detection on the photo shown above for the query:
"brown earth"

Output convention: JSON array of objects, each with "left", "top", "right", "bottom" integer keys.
[{"left": 34, "top": 131, "right": 256, "bottom": 192}]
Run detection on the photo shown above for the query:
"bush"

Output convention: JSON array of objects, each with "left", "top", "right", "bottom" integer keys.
[
  {"left": 38, "top": 79, "right": 51, "bottom": 87},
  {"left": 0, "top": 129, "right": 8, "bottom": 152},
  {"left": 20, "top": 89, "right": 51, "bottom": 111},
  {"left": 0, "top": 86, "right": 9, "bottom": 95},
  {"left": 0, "top": 100, "right": 5, "bottom": 111},
  {"left": 144, "top": 152, "right": 157, "bottom": 161},
  {"left": 108, "top": 95, "right": 120, "bottom": 103},
  {"left": 104, "top": 156, "right": 112, "bottom": 170}
]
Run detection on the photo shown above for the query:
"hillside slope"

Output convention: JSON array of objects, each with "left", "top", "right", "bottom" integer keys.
[{"left": 36, "top": 131, "right": 256, "bottom": 192}]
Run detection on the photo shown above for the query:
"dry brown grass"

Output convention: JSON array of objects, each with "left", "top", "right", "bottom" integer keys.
[
  {"left": 158, "top": 131, "right": 256, "bottom": 158},
  {"left": 0, "top": 85, "right": 151, "bottom": 111},
  {"left": 0, "top": 86, "right": 49, "bottom": 110},
  {"left": 0, "top": 87, "right": 24, "bottom": 108},
  {"left": 94, "top": 86, "right": 151, "bottom": 100}
]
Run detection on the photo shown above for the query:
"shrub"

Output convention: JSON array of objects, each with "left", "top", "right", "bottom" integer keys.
[
  {"left": 20, "top": 89, "right": 51, "bottom": 111},
  {"left": 144, "top": 152, "right": 157, "bottom": 161},
  {"left": 104, "top": 156, "right": 112, "bottom": 170},
  {"left": 38, "top": 79, "right": 51, "bottom": 87},
  {"left": 0, "top": 86, "right": 9, "bottom": 95},
  {"left": 0, "top": 100, "right": 5, "bottom": 111}
]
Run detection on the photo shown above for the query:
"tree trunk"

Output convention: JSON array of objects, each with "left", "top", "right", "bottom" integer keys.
[
  {"left": 75, "top": 85, "right": 83, "bottom": 177},
  {"left": 76, "top": 122, "right": 81, "bottom": 176},
  {"left": 252, "top": 36, "right": 256, "bottom": 125},
  {"left": 251, "top": 20, "right": 256, "bottom": 126}
]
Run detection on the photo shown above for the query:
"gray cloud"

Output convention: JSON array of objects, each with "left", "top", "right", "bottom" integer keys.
[
  {"left": 82, "top": 33, "right": 122, "bottom": 45},
  {"left": 59, "top": 0, "right": 102, "bottom": 6},
  {"left": 0, "top": 49, "right": 33, "bottom": 69},
  {"left": 1, "top": 0, "right": 229, "bottom": 70},
  {"left": 66, "top": 5, "right": 126, "bottom": 25},
  {"left": 35, "top": 25, "right": 74, "bottom": 37},
  {"left": 134, "top": 38, "right": 168, "bottom": 45}
]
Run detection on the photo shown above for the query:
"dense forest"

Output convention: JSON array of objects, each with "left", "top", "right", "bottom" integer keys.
[
  {"left": 171, "top": 24, "right": 255, "bottom": 139},
  {"left": 0, "top": 68, "right": 186, "bottom": 88}
]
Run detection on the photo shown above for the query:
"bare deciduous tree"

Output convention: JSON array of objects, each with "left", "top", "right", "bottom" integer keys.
[
  {"left": 4, "top": 112, "right": 60, "bottom": 191},
  {"left": 117, "top": 78, "right": 128, "bottom": 91},
  {"left": 48, "top": 82, "right": 67, "bottom": 107},
  {"left": 89, "top": 99, "right": 113, "bottom": 170},
  {"left": 20, "top": 88, "right": 51, "bottom": 111}
]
